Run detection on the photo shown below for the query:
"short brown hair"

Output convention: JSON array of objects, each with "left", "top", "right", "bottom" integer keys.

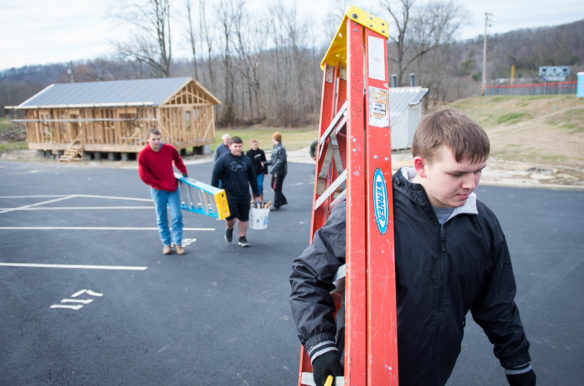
[
  {"left": 231, "top": 136, "right": 243, "bottom": 144},
  {"left": 412, "top": 108, "right": 490, "bottom": 164},
  {"left": 272, "top": 132, "right": 282, "bottom": 142},
  {"left": 147, "top": 128, "right": 161, "bottom": 137}
]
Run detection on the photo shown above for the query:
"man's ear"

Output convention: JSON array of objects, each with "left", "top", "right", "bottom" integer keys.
[{"left": 413, "top": 156, "right": 427, "bottom": 178}]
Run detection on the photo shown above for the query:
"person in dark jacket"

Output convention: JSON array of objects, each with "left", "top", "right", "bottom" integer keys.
[
  {"left": 211, "top": 136, "right": 259, "bottom": 247},
  {"left": 289, "top": 109, "right": 535, "bottom": 386},
  {"left": 246, "top": 138, "right": 268, "bottom": 203},
  {"left": 265, "top": 131, "right": 288, "bottom": 210},
  {"left": 213, "top": 133, "right": 231, "bottom": 162}
]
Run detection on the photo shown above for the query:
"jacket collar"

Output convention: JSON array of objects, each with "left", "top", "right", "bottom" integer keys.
[{"left": 396, "top": 167, "right": 478, "bottom": 220}]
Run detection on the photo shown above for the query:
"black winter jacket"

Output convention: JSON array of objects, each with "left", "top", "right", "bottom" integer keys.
[
  {"left": 265, "top": 142, "right": 287, "bottom": 176},
  {"left": 211, "top": 153, "right": 259, "bottom": 200},
  {"left": 246, "top": 148, "right": 267, "bottom": 175},
  {"left": 289, "top": 167, "right": 531, "bottom": 385}
]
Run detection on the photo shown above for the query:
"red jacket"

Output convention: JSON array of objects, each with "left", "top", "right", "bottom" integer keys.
[{"left": 138, "top": 143, "right": 187, "bottom": 192}]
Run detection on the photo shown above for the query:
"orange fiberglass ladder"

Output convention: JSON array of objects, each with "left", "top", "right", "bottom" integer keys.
[{"left": 298, "top": 6, "right": 398, "bottom": 386}]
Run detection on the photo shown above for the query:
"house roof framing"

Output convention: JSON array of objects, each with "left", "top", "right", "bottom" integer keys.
[{"left": 8, "top": 77, "right": 220, "bottom": 110}]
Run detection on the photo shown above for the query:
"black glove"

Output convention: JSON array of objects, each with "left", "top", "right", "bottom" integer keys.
[
  {"left": 312, "top": 351, "right": 343, "bottom": 386},
  {"left": 506, "top": 369, "right": 536, "bottom": 386},
  {"left": 182, "top": 173, "right": 188, "bottom": 178}
]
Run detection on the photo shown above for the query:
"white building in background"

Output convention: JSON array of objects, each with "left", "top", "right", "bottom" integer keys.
[{"left": 389, "top": 87, "right": 428, "bottom": 150}]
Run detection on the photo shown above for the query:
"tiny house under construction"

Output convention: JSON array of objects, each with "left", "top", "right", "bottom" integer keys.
[{"left": 6, "top": 77, "right": 221, "bottom": 161}]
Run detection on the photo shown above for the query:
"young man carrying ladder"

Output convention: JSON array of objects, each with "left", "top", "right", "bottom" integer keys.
[{"left": 289, "top": 6, "right": 535, "bottom": 386}]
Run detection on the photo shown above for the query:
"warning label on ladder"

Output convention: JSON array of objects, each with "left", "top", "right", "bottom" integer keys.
[{"left": 368, "top": 86, "right": 389, "bottom": 127}]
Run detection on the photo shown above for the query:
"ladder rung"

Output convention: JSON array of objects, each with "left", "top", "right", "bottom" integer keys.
[
  {"left": 175, "top": 174, "right": 230, "bottom": 219},
  {"left": 318, "top": 101, "right": 348, "bottom": 159},
  {"left": 314, "top": 169, "right": 347, "bottom": 210},
  {"left": 301, "top": 372, "right": 344, "bottom": 386}
]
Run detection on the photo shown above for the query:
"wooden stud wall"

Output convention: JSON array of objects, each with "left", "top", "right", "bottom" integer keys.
[{"left": 23, "top": 80, "right": 218, "bottom": 153}]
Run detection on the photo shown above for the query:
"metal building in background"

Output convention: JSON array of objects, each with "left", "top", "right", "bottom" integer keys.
[{"left": 389, "top": 87, "right": 428, "bottom": 150}]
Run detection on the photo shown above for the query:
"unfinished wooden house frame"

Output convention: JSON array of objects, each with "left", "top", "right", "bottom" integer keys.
[{"left": 6, "top": 77, "right": 221, "bottom": 160}]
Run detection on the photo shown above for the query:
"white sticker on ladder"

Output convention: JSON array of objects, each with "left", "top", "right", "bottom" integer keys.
[{"left": 368, "top": 35, "right": 386, "bottom": 81}]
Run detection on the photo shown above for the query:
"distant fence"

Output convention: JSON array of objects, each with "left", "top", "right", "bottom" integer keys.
[{"left": 485, "top": 81, "right": 577, "bottom": 96}]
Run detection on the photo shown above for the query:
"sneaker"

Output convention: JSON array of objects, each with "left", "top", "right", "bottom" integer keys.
[
  {"left": 238, "top": 236, "right": 250, "bottom": 247},
  {"left": 225, "top": 227, "right": 233, "bottom": 243},
  {"left": 173, "top": 244, "right": 185, "bottom": 255},
  {"left": 162, "top": 245, "right": 172, "bottom": 255}
]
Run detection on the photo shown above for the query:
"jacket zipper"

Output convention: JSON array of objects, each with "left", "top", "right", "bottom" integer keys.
[{"left": 438, "top": 223, "right": 447, "bottom": 311}]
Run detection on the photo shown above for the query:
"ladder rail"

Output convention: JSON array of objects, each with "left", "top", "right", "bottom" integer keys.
[
  {"left": 174, "top": 173, "right": 230, "bottom": 219},
  {"left": 298, "top": 5, "right": 398, "bottom": 386}
]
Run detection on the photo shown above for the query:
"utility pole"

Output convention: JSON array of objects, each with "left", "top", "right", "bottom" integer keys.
[
  {"left": 481, "top": 12, "right": 492, "bottom": 96},
  {"left": 68, "top": 61, "right": 75, "bottom": 83}
]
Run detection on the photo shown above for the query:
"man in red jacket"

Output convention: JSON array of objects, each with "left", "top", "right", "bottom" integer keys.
[{"left": 138, "top": 128, "right": 188, "bottom": 255}]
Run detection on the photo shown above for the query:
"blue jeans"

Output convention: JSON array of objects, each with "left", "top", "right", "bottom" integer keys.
[
  {"left": 150, "top": 188, "right": 183, "bottom": 247},
  {"left": 256, "top": 173, "right": 264, "bottom": 196}
]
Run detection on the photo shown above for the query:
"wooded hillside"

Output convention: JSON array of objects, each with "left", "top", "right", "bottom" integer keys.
[{"left": 1, "top": 0, "right": 582, "bottom": 127}]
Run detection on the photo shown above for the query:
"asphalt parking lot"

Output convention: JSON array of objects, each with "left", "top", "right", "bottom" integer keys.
[{"left": 0, "top": 159, "right": 582, "bottom": 385}]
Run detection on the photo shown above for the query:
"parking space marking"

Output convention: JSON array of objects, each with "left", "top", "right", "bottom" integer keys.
[
  {"left": 73, "top": 194, "right": 152, "bottom": 202},
  {"left": 50, "top": 304, "right": 83, "bottom": 310},
  {"left": 0, "top": 206, "right": 153, "bottom": 210},
  {"left": 0, "top": 193, "right": 154, "bottom": 216},
  {"left": 72, "top": 289, "right": 103, "bottom": 297},
  {"left": 0, "top": 226, "right": 214, "bottom": 231},
  {"left": 0, "top": 195, "right": 65, "bottom": 198},
  {"left": 50, "top": 289, "right": 104, "bottom": 311},
  {"left": 0, "top": 194, "right": 152, "bottom": 202},
  {"left": 183, "top": 238, "right": 197, "bottom": 246},
  {"left": 0, "top": 195, "right": 75, "bottom": 214},
  {"left": 61, "top": 298, "right": 94, "bottom": 304},
  {"left": 0, "top": 263, "right": 148, "bottom": 271}
]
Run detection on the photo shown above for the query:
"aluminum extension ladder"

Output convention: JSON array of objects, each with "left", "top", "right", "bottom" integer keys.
[
  {"left": 298, "top": 6, "right": 398, "bottom": 386},
  {"left": 174, "top": 173, "right": 230, "bottom": 220}
]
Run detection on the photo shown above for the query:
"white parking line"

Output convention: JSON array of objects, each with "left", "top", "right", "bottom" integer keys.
[
  {"left": 0, "top": 263, "right": 148, "bottom": 271},
  {"left": 0, "top": 206, "right": 153, "bottom": 210},
  {"left": 0, "top": 195, "right": 75, "bottom": 214},
  {"left": 0, "top": 194, "right": 152, "bottom": 202},
  {"left": 71, "top": 289, "right": 103, "bottom": 297},
  {"left": 0, "top": 195, "right": 65, "bottom": 198},
  {"left": 50, "top": 304, "right": 83, "bottom": 310},
  {"left": 0, "top": 227, "right": 214, "bottom": 231},
  {"left": 61, "top": 298, "right": 94, "bottom": 304}
]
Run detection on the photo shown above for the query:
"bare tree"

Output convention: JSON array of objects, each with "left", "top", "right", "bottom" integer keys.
[
  {"left": 215, "top": 0, "right": 242, "bottom": 125},
  {"left": 198, "top": 0, "right": 216, "bottom": 88},
  {"left": 233, "top": 6, "right": 268, "bottom": 121},
  {"left": 380, "top": 0, "right": 414, "bottom": 85},
  {"left": 263, "top": 1, "right": 320, "bottom": 126},
  {"left": 381, "top": 0, "right": 466, "bottom": 86},
  {"left": 113, "top": 0, "right": 173, "bottom": 77},
  {"left": 184, "top": 0, "right": 198, "bottom": 79},
  {"left": 322, "top": 0, "right": 351, "bottom": 45}
]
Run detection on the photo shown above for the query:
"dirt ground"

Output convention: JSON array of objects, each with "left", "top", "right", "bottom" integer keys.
[
  {"left": 449, "top": 95, "right": 584, "bottom": 189},
  {"left": 3, "top": 147, "right": 581, "bottom": 190}
]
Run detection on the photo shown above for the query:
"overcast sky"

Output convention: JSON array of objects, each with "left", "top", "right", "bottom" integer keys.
[{"left": 0, "top": 0, "right": 582, "bottom": 72}]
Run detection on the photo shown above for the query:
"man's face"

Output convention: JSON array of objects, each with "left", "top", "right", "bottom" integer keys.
[
  {"left": 414, "top": 145, "right": 486, "bottom": 208},
  {"left": 223, "top": 136, "right": 231, "bottom": 146},
  {"left": 230, "top": 142, "right": 243, "bottom": 156},
  {"left": 147, "top": 133, "right": 162, "bottom": 152}
]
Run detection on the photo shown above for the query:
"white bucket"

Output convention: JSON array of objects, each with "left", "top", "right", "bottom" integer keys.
[{"left": 249, "top": 207, "right": 270, "bottom": 230}]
